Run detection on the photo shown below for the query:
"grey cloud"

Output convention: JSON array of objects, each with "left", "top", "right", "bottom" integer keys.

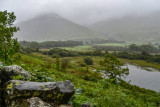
[{"left": 1, "top": 0, "right": 160, "bottom": 25}]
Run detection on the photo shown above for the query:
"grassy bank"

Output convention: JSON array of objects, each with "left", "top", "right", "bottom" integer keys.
[{"left": 120, "top": 59, "right": 160, "bottom": 71}]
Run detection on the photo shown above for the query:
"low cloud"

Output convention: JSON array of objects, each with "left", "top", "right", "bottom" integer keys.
[{"left": 1, "top": 0, "right": 160, "bottom": 25}]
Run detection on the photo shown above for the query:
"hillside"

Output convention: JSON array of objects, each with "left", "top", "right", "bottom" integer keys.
[
  {"left": 88, "top": 12, "right": 160, "bottom": 43},
  {"left": 15, "top": 13, "right": 101, "bottom": 41},
  {"left": 1, "top": 51, "right": 159, "bottom": 106}
]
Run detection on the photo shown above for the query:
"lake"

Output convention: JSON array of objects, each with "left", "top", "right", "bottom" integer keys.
[{"left": 123, "top": 64, "right": 160, "bottom": 92}]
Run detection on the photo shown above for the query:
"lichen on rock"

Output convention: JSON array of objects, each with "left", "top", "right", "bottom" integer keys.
[
  {"left": 27, "top": 97, "right": 52, "bottom": 107},
  {"left": 0, "top": 65, "right": 75, "bottom": 107},
  {"left": 6, "top": 83, "right": 13, "bottom": 90},
  {"left": 3, "top": 80, "right": 75, "bottom": 107},
  {"left": 0, "top": 65, "right": 31, "bottom": 86}
]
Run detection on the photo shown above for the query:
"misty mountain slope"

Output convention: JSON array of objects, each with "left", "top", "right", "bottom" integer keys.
[
  {"left": 88, "top": 12, "right": 160, "bottom": 43},
  {"left": 15, "top": 13, "right": 101, "bottom": 41}
]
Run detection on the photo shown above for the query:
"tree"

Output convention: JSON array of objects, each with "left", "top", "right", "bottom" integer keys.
[
  {"left": 129, "top": 44, "right": 140, "bottom": 52},
  {"left": 0, "top": 10, "right": 20, "bottom": 64},
  {"left": 100, "top": 54, "right": 129, "bottom": 82}
]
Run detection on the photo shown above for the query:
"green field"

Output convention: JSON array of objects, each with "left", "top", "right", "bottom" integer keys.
[
  {"left": 60, "top": 45, "right": 93, "bottom": 52},
  {"left": 40, "top": 43, "right": 130, "bottom": 52},
  {"left": 97, "top": 43, "right": 130, "bottom": 47},
  {"left": 39, "top": 45, "right": 93, "bottom": 52}
]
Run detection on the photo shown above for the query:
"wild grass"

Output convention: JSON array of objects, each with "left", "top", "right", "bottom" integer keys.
[{"left": 12, "top": 53, "right": 160, "bottom": 107}]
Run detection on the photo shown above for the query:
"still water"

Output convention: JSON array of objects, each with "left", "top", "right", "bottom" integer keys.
[{"left": 123, "top": 64, "right": 160, "bottom": 92}]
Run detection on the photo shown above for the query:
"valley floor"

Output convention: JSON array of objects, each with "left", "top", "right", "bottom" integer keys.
[{"left": 10, "top": 52, "right": 160, "bottom": 107}]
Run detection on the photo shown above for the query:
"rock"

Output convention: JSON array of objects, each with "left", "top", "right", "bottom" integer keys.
[
  {"left": 0, "top": 65, "right": 31, "bottom": 106},
  {"left": 27, "top": 97, "right": 70, "bottom": 107},
  {"left": 3, "top": 80, "right": 75, "bottom": 107},
  {"left": 81, "top": 102, "right": 92, "bottom": 107},
  {"left": 0, "top": 65, "right": 31, "bottom": 86},
  {"left": 27, "top": 97, "right": 52, "bottom": 107}
]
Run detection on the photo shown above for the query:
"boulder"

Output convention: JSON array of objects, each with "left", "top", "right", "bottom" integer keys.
[
  {"left": 27, "top": 97, "right": 69, "bottom": 107},
  {"left": 3, "top": 80, "right": 75, "bottom": 107},
  {"left": 0, "top": 65, "right": 31, "bottom": 106},
  {"left": 0, "top": 65, "right": 31, "bottom": 86},
  {"left": 27, "top": 97, "right": 52, "bottom": 107}
]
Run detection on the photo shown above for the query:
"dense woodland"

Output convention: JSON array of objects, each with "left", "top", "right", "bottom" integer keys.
[
  {"left": 21, "top": 42, "right": 160, "bottom": 63},
  {"left": 93, "top": 44, "right": 160, "bottom": 52},
  {"left": 20, "top": 41, "right": 83, "bottom": 49},
  {"left": 19, "top": 40, "right": 126, "bottom": 49},
  {"left": 85, "top": 39, "right": 125, "bottom": 45}
]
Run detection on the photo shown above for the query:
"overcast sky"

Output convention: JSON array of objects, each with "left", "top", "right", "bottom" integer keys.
[{"left": 1, "top": 0, "right": 160, "bottom": 25}]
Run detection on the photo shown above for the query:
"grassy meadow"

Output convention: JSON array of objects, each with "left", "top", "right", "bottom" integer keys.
[
  {"left": 97, "top": 43, "right": 130, "bottom": 47},
  {"left": 11, "top": 51, "right": 160, "bottom": 107},
  {"left": 60, "top": 45, "right": 93, "bottom": 52}
]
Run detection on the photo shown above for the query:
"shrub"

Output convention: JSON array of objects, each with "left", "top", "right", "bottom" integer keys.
[
  {"left": 61, "top": 59, "right": 69, "bottom": 71},
  {"left": 83, "top": 57, "right": 93, "bottom": 65},
  {"left": 100, "top": 54, "right": 129, "bottom": 82}
]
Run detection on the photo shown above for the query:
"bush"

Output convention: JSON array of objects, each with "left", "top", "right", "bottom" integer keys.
[
  {"left": 52, "top": 54, "right": 60, "bottom": 58},
  {"left": 61, "top": 59, "right": 69, "bottom": 71},
  {"left": 47, "top": 48, "right": 79, "bottom": 57},
  {"left": 100, "top": 54, "right": 129, "bottom": 82},
  {"left": 83, "top": 57, "right": 93, "bottom": 65}
]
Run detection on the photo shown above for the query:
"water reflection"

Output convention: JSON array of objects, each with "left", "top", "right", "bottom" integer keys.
[{"left": 123, "top": 64, "right": 160, "bottom": 92}]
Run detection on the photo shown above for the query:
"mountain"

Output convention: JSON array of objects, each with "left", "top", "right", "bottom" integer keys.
[
  {"left": 88, "top": 12, "right": 160, "bottom": 43},
  {"left": 15, "top": 13, "right": 101, "bottom": 41}
]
